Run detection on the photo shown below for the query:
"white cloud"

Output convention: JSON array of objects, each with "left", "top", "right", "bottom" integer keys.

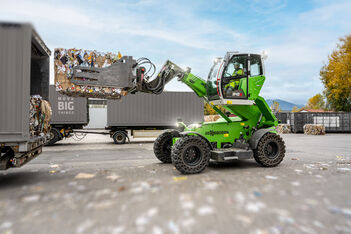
[{"left": 0, "top": 0, "right": 350, "bottom": 105}]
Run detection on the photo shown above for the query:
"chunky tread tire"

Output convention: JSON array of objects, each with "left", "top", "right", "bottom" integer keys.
[
  {"left": 171, "top": 135, "right": 210, "bottom": 174},
  {"left": 154, "top": 130, "right": 180, "bottom": 163},
  {"left": 254, "top": 132, "right": 285, "bottom": 167}
]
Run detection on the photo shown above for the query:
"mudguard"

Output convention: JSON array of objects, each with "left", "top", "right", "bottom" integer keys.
[{"left": 249, "top": 128, "right": 274, "bottom": 149}]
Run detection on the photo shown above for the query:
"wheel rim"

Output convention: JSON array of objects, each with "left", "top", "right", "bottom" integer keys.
[
  {"left": 183, "top": 146, "right": 202, "bottom": 166},
  {"left": 264, "top": 141, "right": 279, "bottom": 159},
  {"left": 50, "top": 131, "right": 55, "bottom": 140},
  {"left": 116, "top": 134, "right": 124, "bottom": 142}
]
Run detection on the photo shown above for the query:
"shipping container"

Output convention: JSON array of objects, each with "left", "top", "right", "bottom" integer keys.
[
  {"left": 275, "top": 112, "right": 351, "bottom": 133},
  {"left": 0, "top": 22, "right": 51, "bottom": 169},
  {"left": 274, "top": 112, "right": 289, "bottom": 124},
  {"left": 107, "top": 92, "right": 204, "bottom": 144},
  {"left": 47, "top": 85, "right": 89, "bottom": 145}
]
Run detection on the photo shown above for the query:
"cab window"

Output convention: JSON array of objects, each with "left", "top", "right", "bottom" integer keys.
[
  {"left": 223, "top": 55, "right": 247, "bottom": 78},
  {"left": 250, "top": 55, "right": 263, "bottom": 77},
  {"left": 221, "top": 54, "right": 248, "bottom": 99}
]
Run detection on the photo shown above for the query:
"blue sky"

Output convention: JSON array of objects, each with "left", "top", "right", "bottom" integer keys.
[{"left": 1, "top": 0, "right": 351, "bottom": 105}]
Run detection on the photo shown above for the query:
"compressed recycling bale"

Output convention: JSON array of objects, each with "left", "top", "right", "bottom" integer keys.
[
  {"left": 276, "top": 124, "right": 291, "bottom": 134},
  {"left": 29, "top": 96, "right": 52, "bottom": 137},
  {"left": 303, "top": 124, "right": 326, "bottom": 135},
  {"left": 54, "top": 48, "right": 126, "bottom": 99},
  {"left": 204, "top": 115, "right": 221, "bottom": 122}
]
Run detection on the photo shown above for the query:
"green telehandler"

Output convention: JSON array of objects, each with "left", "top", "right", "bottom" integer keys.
[{"left": 71, "top": 52, "right": 286, "bottom": 174}]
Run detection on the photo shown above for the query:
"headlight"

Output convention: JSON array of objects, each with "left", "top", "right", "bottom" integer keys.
[{"left": 188, "top": 123, "right": 202, "bottom": 129}]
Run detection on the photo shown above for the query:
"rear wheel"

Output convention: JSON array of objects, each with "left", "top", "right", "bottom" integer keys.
[
  {"left": 154, "top": 130, "right": 180, "bottom": 163},
  {"left": 112, "top": 131, "right": 127, "bottom": 144},
  {"left": 0, "top": 147, "right": 14, "bottom": 170},
  {"left": 46, "top": 128, "right": 61, "bottom": 146},
  {"left": 254, "top": 132, "right": 285, "bottom": 167},
  {"left": 171, "top": 135, "right": 210, "bottom": 174}
]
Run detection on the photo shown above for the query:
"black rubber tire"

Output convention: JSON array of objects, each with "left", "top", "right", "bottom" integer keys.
[
  {"left": 113, "top": 131, "right": 127, "bottom": 144},
  {"left": 254, "top": 132, "right": 286, "bottom": 167},
  {"left": 171, "top": 135, "right": 210, "bottom": 174},
  {"left": 46, "top": 128, "right": 61, "bottom": 146},
  {"left": 0, "top": 147, "right": 14, "bottom": 170},
  {"left": 153, "top": 130, "right": 180, "bottom": 163}
]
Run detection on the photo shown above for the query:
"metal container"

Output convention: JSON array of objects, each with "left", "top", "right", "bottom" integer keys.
[
  {"left": 0, "top": 22, "right": 50, "bottom": 151},
  {"left": 49, "top": 85, "right": 89, "bottom": 125},
  {"left": 274, "top": 112, "right": 289, "bottom": 124},
  {"left": 287, "top": 112, "right": 351, "bottom": 133},
  {"left": 107, "top": 92, "right": 204, "bottom": 127}
]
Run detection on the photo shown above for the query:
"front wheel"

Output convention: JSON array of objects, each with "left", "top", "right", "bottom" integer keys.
[
  {"left": 254, "top": 132, "right": 286, "bottom": 167},
  {"left": 153, "top": 130, "right": 180, "bottom": 163},
  {"left": 171, "top": 135, "right": 210, "bottom": 174}
]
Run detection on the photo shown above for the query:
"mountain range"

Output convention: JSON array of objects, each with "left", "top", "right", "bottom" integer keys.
[{"left": 266, "top": 99, "right": 304, "bottom": 111}]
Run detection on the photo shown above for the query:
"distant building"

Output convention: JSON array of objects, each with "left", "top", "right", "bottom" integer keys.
[{"left": 299, "top": 109, "right": 332, "bottom": 113}]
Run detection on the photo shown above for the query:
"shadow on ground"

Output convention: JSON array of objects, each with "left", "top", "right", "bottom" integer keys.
[{"left": 0, "top": 171, "right": 63, "bottom": 189}]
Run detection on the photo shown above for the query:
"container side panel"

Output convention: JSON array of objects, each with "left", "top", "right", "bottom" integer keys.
[
  {"left": 49, "top": 86, "right": 88, "bottom": 124},
  {"left": 107, "top": 92, "right": 203, "bottom": 127},
  {"left": 0, "top": 24, "right": 31, "bottom": 142}
]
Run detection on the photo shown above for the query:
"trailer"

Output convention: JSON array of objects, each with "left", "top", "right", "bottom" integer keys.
[
  {"left": 107, "top": 92, "right": 204, "bottom": 144},
  {"left": 0, "top": 23, "right": 51, "bottom": 170},
  {"left": 47, "top": 85, "right": 89, "bottom": 145}
]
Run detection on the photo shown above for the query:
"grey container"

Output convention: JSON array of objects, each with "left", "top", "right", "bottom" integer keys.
[
  {"left": 107, "top": 92, "right": 204, "bottom": 127},
  {"left": 0, "top": 22, "right": 50, "bottom": 151},
  {"left": 49, "top": 85, "right": 89, "bottom": 125},
  {"left": 278, "top": 112, "right": 351, "bottom": 133},
  {"left": 274, "top": 112, "right": 289, "bottom": 124},
  {"left": 289, "top": 112, "right": 351, "bottom": 133}
]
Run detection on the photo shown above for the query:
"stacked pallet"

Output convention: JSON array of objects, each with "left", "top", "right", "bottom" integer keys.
[
  {"left": 303, "top": 124, "right": 326, "bottom": 135},
  {"left": 29, "top": 96, "right": 52, "bottom": 137},
  {"left": 204, "top": 115, "right": 221, "bottom": 122},
  {"left": 276, "top": 124, "right": 291, "bottom": 134},
  {"left": 54, "top": 48, "right": 126, "bottom": 99}
]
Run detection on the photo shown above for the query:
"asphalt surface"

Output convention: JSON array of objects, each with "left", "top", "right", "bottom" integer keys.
[{"left": 1, "top": 133, "right": 351, "bottom": 234}]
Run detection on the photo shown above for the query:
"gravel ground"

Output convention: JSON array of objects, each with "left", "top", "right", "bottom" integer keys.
[{"left": 0, "top": 133, "right": 351, "bottom": 234}]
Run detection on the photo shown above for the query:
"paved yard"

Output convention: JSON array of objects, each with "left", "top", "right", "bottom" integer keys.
[{"left": 0, "top": 134, "right": 351, "bottom": 234}]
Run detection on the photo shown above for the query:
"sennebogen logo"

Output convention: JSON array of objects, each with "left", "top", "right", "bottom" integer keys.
[{"left": 205, "top": 130, "right": 229, "bottom": 136}]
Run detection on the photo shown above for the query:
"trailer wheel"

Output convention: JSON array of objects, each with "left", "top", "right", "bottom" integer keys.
[
  {"left": 153, "top": 130, "right": 180, "bottom": 163},
  {"left": 46, "top": 128, "right": 61, "bottom": 146},
  {"left": 254, "top": 132, "right": 285, "bottom": 167},
  {"left": 0, "top": 147, "right": 14, "bottom": 170},
  {"left": 171, "top": 135, "right": 210, "bottom": 174},
  {"left": 113, "top": 131, "right": 127, "bottom": 144}
]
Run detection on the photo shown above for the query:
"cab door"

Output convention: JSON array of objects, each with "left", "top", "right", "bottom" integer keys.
[{"left": 220, "top": 54, "right": 249, "bottom": 100}]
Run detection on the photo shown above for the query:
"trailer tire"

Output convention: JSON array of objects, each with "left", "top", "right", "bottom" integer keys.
[
  {"left": 153, "top": 130, "right": 180, "bottom": 163},
  {"left": 171, "top": 135, "right": 210, "bottom": 174},
  {"left": 0, "top": 147, "right": 14, "bottom": 170},
  {"left": 254, "top": 132, "right": 285, "bottom": 167},
  {"left": 46, "top": 128, "right": 61, "bottom": 146},
  {"left": 113, "top": 131, "right": 127, "bottom": 144}
]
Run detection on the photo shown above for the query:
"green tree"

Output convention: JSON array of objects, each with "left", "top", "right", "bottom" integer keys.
[
  {"left": 271, "top": 101, "right": 281, "bottom": 112},
  {"left": 291, "top": 106, "right": 300, "bottom": 112},
  {"left": 204, "top": 102, "right": 227, "bottom": 115},
  {"left": 320, "top": 35, "right": 351, "bottom": 112},
  {"left": 204, "top": 102, "right": 216, "bottom": 115},
  {"left": 306, "top": 94, "right": 326, "bottom": 110}
]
